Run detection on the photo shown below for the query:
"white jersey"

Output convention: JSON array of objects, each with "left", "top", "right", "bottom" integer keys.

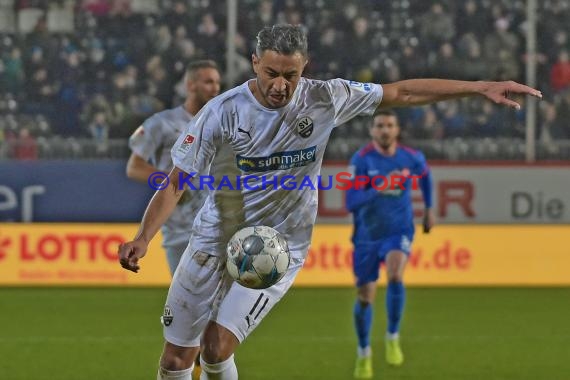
[
  {"left": 129, "top": 106, "right": 208, "bottom": 248},
  {"left": 171, "top": 78, "right": 383, "bottom": 261}
]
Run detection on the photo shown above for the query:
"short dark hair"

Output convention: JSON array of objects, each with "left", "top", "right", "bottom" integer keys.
[
  {"left": 185, "top": 59, "right": 219, "bottom": 79},
  {"left": 373, "top": 109, "right": 398, "bottom": 118},
  {"left": 370, "top": 110, "right": 399, "bottom": 128},
  {"left": 255, "top": 24, "right": 308, "bottom": 57}
]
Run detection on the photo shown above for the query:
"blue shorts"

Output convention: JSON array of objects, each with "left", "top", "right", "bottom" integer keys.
[{"left": 352, "top": 234, "right": 413, "bottom": 287}]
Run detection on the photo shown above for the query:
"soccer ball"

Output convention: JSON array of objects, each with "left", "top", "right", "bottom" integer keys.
[{"left": 226, "top": 226, "right": 291, "bottom": 289}]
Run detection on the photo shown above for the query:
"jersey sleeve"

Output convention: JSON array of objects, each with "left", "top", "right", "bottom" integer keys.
[
  {"left": 128, "top": 116, "right": 162, "bottom": 162},
  {"left": 325, "top": 78, "right": 384, "bottom": 126},
  {"left": 171, "top": 107, "right": 223, "bottom": 175},
  {"left": 412, "top": 151, "right": 433, "bottom": 208},
  {"left": 345, "top": 153, "right": 379, "bottom": 212}
]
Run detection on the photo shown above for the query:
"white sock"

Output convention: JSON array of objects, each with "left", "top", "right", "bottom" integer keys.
[
  {"left": 357, "top": 346, "right": 371, "bottom": 358},
  {"left": 157, "top": 365, "right": 193, "bottom": 380},
  {"left": 200, "top": 354, "right": 238, "bottom": 380},
  {"left": 386, "top": 332, "right": 399, "bottom": 340}
]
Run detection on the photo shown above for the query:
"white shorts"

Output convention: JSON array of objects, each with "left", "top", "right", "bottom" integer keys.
[{"left": 162, "top": 247, "right": 303, "bottom": 347}]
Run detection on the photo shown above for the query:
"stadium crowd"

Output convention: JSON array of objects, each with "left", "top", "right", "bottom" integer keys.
[{"left": 0, "top": 0, "right": 569, "bottom": 160}]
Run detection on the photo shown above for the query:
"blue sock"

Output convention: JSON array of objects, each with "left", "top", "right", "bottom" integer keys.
[
  {"left": 386, "top": 281, "right": 405, "bottom": 334},
  {"left": 354, "top": 301, "right": 373, "bottom": 349}
]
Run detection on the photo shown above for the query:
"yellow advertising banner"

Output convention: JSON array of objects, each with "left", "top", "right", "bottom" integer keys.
[
  {"left": 296, "top": 225, "right": 570, "bottom": 286},
  {"left": 0, "top": 224, "right": 568, "bottom": 286},
  {"left": 0, "top": 224, "right": 171, "bottom": 285}
]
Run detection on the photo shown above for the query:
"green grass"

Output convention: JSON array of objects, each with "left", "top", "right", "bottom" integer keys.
[{"left": 1, "top": 288, "right": 569, "bottom": 379}]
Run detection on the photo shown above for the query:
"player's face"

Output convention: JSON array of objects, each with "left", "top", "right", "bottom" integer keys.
[
  {"left": 188, "top": 68, "right": 221, "bottom": 106},
  {"left": 252, "top": 50, "right": 307, "bottom": 109},
  {"left": 370, "top": 115, "right": 399, "bottom": 149}
]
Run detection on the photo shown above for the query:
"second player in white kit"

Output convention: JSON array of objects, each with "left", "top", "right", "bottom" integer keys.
[{"left": 126, "top": 60, "right": 221, "bottom": 275}]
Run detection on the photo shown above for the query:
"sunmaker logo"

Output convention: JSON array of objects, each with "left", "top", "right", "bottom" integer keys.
[{"left": 236, "top": 146, "right": 317, "bottom": 172}]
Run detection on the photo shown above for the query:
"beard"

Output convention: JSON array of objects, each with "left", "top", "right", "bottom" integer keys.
[{"left": 379, "top": 136, "right": 395, "bottom": 149}]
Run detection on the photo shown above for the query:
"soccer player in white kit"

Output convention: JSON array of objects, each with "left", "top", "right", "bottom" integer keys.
[
  {"left": 126, "top": 60, "right": 221, "bottom": 275},
  {"left": 118, "top": 24, "right": 541, "bottom": 380}
]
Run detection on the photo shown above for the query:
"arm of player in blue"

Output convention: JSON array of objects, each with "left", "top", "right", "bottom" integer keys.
[
  {"left": 415, "top": 152, "right": 433, "bottom": 208},
  {"left": 345, "top": 154, "right": 379, "bottom": 212}
]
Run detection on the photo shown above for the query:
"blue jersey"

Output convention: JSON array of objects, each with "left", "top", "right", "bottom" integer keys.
[{"left": 346, "top": 143, "right": 433, "bottom": 243}]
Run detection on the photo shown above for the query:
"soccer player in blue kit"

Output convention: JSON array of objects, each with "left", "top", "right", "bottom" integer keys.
[{"left": 347, "top": 110, "right": 435, "bottom": 379}]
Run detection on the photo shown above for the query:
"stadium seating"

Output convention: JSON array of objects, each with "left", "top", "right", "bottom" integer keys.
[{"left": 0, "top": 0, "right": 568, "bottom": 160}]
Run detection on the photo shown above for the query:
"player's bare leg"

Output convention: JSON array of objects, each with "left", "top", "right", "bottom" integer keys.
[
  {"left": 157, "top": 342, "right": 200, "bottom": 379},
  {"left": 384, "top": 250, "right": 407, "bottom": 366},
  {"left": 199, "top": 321, "right": 240, "bottom": 379},
  {"left": 354, "top": 282, "right": 376, "bottom": 379}
]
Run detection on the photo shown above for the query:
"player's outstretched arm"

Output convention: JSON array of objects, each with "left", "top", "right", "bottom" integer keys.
[
  {"left": 118, "top": 166, "right": 187, "bottom": 272},
  {"left": 379, "top": 79, "right": 542, "bottom": 110}
]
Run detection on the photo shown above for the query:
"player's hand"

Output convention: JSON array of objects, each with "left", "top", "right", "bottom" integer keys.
[
  {"left": 480, "top": 81, "right": 542, "bottom": 110},
  {"left": 423, "top": 208, "right": 435, "bottom": 234},
  {"left": 118, "top": 239, "right": 148, "bottom": 273}
]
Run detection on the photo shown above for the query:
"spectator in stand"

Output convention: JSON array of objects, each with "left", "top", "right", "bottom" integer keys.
[
  {"left": 539, "top": 102, "right": 561, "bottom": 144},
  {"left": 416, "top": 108, "right": 444, "bottom": 140},
  {"left": 0, "top": 59, "right": 7, "bottom": 94},
  {"left": 458, "top": 35, "right": 490, "bottom": 81},
  {"left": 550, "top": 50, "right": 570, "bottom": 93},
  {"left": 470, "top": 101, "right": 501, "bottom": 138},
  {"left": 494, "top": 49, "right": 521, "bottom": 81},
  {"left": 399, "top": 45, "right": 428, "bottom": 79},
  {"left": 145, "top": 55, "right": 171, "bottom": 108},
  {"left": 162, "top": 1, "right": 194, "bottom": 34},
  {"left": 437, "top": 101, "right": 467, "bottom": 138},
  {"left": 12, "top": 128, "right": 38, "bottom": 160},
  {"left": 346, "top": 16, "right": 375, "bottom": 81},
  {"left": 553, "top": 90, "right": 570, "bottom": 139},
  {"left": 25, "top": 47, "right": 56, "bottom": 104},
  {"left": 196, "top": 13, "right": 224, "bottom": 62},
  {"left": 88, "top": 111, "right": 110, "bottom": 152},
  {"left": 419, "top": 2, "right": 456, "bottom": 49},
  {"left": 483, "top": 18, "right": 520, "bottom": 76},
  {"left": 3, "top": 48, "right": 25, "bottom": 95},
  {"left": 82, "top": 0, "right": 112, "bottom": 17},
  {"left": 310, "top": 27, "right": 345, "bottom": 79},
  {"left": 456, "top": 0, "right": 490, "bottom": 39},
  {"left": 241, "top": 0, "right": 274, "bottom": 39},
  {"left": 430, "top": 43, "right": 462, "bottom": 79},
  {"left": 151, "top": 25, "right": 173, "bottom": 55}
]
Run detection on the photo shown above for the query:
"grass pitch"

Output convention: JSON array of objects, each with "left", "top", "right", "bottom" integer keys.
[{"left": 1, "top": 287, "right": 569, "bottom": 379}]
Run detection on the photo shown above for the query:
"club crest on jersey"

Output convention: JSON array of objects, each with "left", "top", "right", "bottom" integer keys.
[
  {"left": 295, "top": 116, "right": 313, "bottom": 138},
  {"left": 348, "top": 80, "right": 372, "bottom": 92},
  {"left": 129, "top": 126, "right": 145, "bottom": 144},
  {"left": 161, "top": 305, "right": 173, "bottom": 327},
  {"left": 183, "top": 134, "right": 195, "bottom": 144}
]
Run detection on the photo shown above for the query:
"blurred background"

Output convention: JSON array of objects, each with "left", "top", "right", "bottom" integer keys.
[
  {"left": 0, "top": 0, "right": 569, "bottom": 161},
  {"left": 0, "top": 1, "right": 569, "bottom": 379}
]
